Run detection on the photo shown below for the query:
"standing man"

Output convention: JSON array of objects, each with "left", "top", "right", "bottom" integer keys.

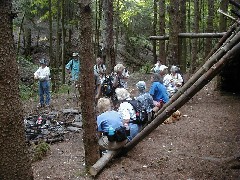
[
  {"left": 65, "top": 52, "right": 80, "bottom": 97},
  {"left": 34, "top": 58, "right": 51, "bottom": 108},
  {"left": 66, "top": 52, "right": 80, "bottom": 83}
]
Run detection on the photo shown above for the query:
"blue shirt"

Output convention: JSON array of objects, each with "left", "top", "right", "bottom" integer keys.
[
  {"left": 149, "top": 81, "right": 169, "bottom": 103},
  {"left": 66, "top": 59, "right": 80, "bottom": 81},
  {"left": 97, "top": 110, "right": 123, "bottom": 133}
]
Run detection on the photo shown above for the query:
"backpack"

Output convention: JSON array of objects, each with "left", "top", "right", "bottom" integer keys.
[
  {"left": 101, "top": 75, "right": 114, "bottom": 97},
  {"left": 124, "top": 100, "right": 148, "bottom": 125}
]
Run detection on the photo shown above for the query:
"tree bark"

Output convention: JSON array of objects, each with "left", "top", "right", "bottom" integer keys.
[
  {"left": 167, "top": 0, "right": 180, "bottom": 65},
  {"left": 79, "top": 0, "right": 100, "bottom": 168},
  {"left": 191, "top": 0, "right": 200, "bottom": 73},
  {"left": 205, "top": 0, "right": 214, "bottom": 57},
  {"left": 179, "top": 0, "right": 186, "bottom": 72},
  {"left": 0, "top": 1, "right": 33, "bottom": 179},
  {"left": 102, "top": 0, "right": 115, "bottom": 73},
  {"left": 61, "top": 0, "right": 66, "bottom": 84},
  {"left": 159, "top": 0, "right": 166, "bottom": 64},
  {"left": 152, "top": 0, "right": 158, "bottom": 63}
]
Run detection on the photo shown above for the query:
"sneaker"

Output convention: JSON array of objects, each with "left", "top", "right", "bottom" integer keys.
[
  {"left": 37, "top": 104, "right": 44, "bottom": 108},
  {"left": 45, "top": 104, "right": 50, "bottom": 108}
]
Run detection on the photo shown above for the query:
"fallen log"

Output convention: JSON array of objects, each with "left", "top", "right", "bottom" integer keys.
[{"left": 89, "top": 42, "right": 240, "bottom": 176}]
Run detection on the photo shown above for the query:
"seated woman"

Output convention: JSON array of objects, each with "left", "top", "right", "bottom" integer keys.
[
  {"left": 149, "top": 73, "right": 169, "bottom": 113},
  {"left": 163, "top": 65, "right": 184, "bottom": 97},
  {"left": 96, "top": 97, "right": 127, "bottom": 150},
  {"left": 112, "top": 63, "right": 129, "bottom": 89},
  {"left": 115, "top": 88, "right": 139, "bottom": 141},
  {"left": 135, "top": 81, "right": 154, "bottom": 122}
]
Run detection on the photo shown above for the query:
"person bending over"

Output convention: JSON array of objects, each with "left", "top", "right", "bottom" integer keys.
[{"left": 96, "top": 97, "right": 127, "bottom": 151}]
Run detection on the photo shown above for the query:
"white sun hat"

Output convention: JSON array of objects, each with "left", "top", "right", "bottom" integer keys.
[
  {"left": 72, "top": 52, "right": 79, "bottom": 57},
  {"left": 159, "top": 65, "right": 168, "bottom": 71}
]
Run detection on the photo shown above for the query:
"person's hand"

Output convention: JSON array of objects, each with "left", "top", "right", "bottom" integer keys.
[{"left": 34, "top": 75, "right": 39, "bottom": 80}]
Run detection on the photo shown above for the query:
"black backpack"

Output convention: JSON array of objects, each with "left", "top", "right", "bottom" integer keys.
[
  {"left": 124, "top": 100, "right": 148, "bottom": 125},
  {"left": 101, "top": 75, "right": 114, "bottom": 97}
]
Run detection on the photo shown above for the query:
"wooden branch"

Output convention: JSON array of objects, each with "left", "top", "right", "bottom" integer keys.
[
  {"left": 178, "top": 32, "right": 226, "bottom": 38},
  {"left": 149, "top": 32, "right": 226, "bottom": 40},
  {"left": 89, "top": 150, "right": 119, "bottom": 176},
  {"left": 149, "top": 35, "right": 169, "bottom": 40}
]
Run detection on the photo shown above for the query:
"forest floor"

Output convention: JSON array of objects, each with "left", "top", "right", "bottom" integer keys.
[{"left": 25, "top": 73, "right": 240, "bottom": 180}]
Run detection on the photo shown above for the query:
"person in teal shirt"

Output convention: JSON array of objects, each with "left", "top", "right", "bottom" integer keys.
[{"left": 66, "top": 52, "right": 80, "bottom": 81}]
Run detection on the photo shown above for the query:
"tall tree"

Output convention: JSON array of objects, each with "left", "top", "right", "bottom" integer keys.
[
  {"left": 0, "top": 1, "right": 33, "bottom": 179},
  {"left": 79, "top": 0, "right": 99, "bottom": 168},
  {"left": 191, "top": 0, "right": 200, "bottom": 73},
  {"left": 179, "top": 0, "right": 187, "bottom": 72},
  {"left": 102, "top": 0, "right": 115, "bottom": 73},
  {"left": 167, "top": 0, "right": 180, "bottom": 65},
  {"left": 219, "top": 0, "right": 228, "bottom": 32},
  {"left": 159, "top": 0, "right": 166, "bottom": 64},
  {"left": 152, "top": 0, "right": 158, "bottom": 63},
  {"left": 205, "top": 0, "right": 214, "bottom": 57}
]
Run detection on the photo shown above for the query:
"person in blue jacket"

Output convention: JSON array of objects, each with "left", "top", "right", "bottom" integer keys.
[{"left": 149, "top": 73, "right": 169, "bottom": 112}]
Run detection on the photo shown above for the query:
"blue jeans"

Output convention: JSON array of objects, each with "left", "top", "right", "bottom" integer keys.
[
  {"left": 39, "top": 80, "right": 50, "bottom": 105},
  {"left": 128, "top": 123, "right": 140, "bottom": 141}
]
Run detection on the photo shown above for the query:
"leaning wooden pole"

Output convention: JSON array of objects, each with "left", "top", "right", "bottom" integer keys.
[
  {"left": 125, "top": 42, "right": 240, "bottom": 150},
  {"left": 155, "top": 27, "right": 240, "bottom": 117},
  {"left": 89, "top": 42, "right": 240, "bottom": 176}
]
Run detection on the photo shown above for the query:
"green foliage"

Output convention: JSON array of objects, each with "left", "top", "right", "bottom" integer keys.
[
  {"left": 139, "top": 62, "right": 152, "bottom": 74},
  {"left": 32, "top": 141, "right": 50, "bottom": 161},
  {"left": 19, "top": 83, "right": 38, "bottom": 101}
]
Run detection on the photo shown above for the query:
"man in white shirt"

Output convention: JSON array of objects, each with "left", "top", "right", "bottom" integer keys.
[{"left": 34, "top": 58, "right": 51, "bottom": 107}]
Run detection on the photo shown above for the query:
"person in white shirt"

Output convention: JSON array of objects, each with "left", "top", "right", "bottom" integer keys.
[
  {"left": 34, "top": 58, "right": 51, "bottom": 108},
  {"left": 94, "top": 57, "right": 106, "bottom": 84},
  {"left": 115, "top": 88, "right": 139, "bottom": 141}
]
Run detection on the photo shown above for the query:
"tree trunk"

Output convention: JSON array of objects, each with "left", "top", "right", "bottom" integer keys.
[
  {"left": 179, "top": 0, "right": 186, "bottom": 72},
  {"left": 191, "top": 0, "right": 200, "bottom": 73},
  {"left": 167, "top": 0, "right": 179, "bottom": 65},
  {"left": 0, "top": 1, "right": 33, "bottom": 179},
  {"left": 205, "top": 0, "right": 214, "bottom": 57},
  {"left": 102, "top": 0, "right": 115, "bottom": 73},
  {"left": 216, "top": 0, "right": 229, "bottom": 90},
  {"left": 79, "top": 0, "right": 100, "bottom": 168},
  {"left": 152, "top": 0, "right": 157, "bottom": 63},
  {"left": 159, "top": 0, "right": 166, "bottom": 64},
  {"left": 61, "top": 0, "right": 66, "bottom": 84}
]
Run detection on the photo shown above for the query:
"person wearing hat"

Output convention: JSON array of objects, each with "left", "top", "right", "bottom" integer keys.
[
  {"left": 34, "top": 58, "right": 51, "bottom": 108},
  {"left": 112, "top": 63, "right": 129, "bottom": 89},
  {"left": 135, "top": 81, "right": 154, "bottom": 122},
  {"left": 65, "top": 52, "right": 80, "bottom": 82},
  {"left": 96, "top": 97, "right": 127, "bottom": 151},
  {"left": 115, "top": 88, "right": 139, "bottom": 141}
]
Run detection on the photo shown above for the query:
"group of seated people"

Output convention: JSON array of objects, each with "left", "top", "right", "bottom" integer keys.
[{"left": 94, "top": 59, "right": 184, "bottom": 152}]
